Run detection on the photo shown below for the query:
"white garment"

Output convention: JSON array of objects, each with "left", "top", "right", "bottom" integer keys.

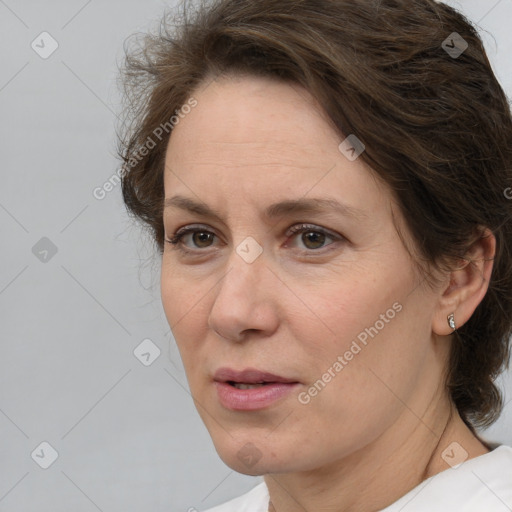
[{"left": 203, "top": 444, "right": 512, "bottom": 511}]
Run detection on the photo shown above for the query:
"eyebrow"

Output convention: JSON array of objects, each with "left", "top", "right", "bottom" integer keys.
[{"left": 163, "top": 195, "right": 367, "bottom": 222}]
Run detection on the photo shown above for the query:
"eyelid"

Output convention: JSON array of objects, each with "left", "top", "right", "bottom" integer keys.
[
  {"left": 285, "top": 223, "right": 339, "bottom": 239},
  {"left": 174, "top": 223, "right": 215, "bottom": 238}
]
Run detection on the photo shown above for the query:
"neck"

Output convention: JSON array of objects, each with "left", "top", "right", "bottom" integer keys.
[{"left": 264, "top": 399, "right": 488, "bottom": 512}]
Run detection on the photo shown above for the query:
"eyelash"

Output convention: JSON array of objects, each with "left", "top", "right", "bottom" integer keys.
[{"left": 164, "top": 223, "right": 343, "bottom": 255}]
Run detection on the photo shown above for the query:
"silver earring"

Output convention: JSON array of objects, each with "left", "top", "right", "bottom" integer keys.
[{"left": 447, "top": 313, "right": 456, "bottom": 331}]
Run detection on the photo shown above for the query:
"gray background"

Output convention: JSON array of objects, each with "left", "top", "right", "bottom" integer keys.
[{"left": 1, "top": 1, "right": 511, "bottom": 511}]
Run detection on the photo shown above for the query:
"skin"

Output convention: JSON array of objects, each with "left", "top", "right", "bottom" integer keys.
[{"left": 161, "top": 74, "right": 495, "bottom": 512}]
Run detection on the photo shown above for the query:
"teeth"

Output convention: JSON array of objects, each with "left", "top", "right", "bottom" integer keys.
[{"left": 233, "top": 383, "right": 267, "bottom": 390}]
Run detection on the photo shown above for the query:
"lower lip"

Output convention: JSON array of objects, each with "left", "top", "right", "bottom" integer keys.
[{"left": 214, "top": 382, "right": 299, "bottom": 411}]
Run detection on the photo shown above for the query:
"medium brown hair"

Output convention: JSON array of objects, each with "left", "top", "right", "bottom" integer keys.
[{"left": 117, "top": 0, "right": 512, "bottom": 430}]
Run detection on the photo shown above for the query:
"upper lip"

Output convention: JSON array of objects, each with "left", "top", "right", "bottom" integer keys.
[{"left": 213, "top": 367, "right": 298, "bottom": 384}]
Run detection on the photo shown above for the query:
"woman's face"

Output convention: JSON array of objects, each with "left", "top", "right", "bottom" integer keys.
[{"left": 161, "top": 75, "right": 446, "bottom": 474}]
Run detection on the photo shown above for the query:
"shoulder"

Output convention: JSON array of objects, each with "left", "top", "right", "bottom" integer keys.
[
  {"left": 202, "top": 481, "right": 269, "bottom": 512},
  {"left": 383, "top": 444, "right": 512, "bottom": 512}
]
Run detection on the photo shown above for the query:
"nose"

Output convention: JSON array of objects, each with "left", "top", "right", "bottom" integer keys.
[{"left": 207, "top": 248, "right": 280, "bottom": 343}]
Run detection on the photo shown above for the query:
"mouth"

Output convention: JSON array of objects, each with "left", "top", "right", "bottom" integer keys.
[
  {"left": 213, "top": 367, "right": 300, "bottom": 411},
  {"left": 227, "top": 382, "right": 272, "bottom": 390},
  {"left": 213, "top": 367, "right": 299, "bottom": 386}
]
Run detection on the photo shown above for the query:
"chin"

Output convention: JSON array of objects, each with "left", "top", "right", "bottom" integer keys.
[
  {"left": 211, "top": 435, "right": 297, "bottom": 476},
  {"left": 218, "top": 451, "right": 286, "bottom": 476}
]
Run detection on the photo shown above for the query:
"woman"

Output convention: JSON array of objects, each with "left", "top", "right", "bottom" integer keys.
[{"left": 117, "top": 0, "right": 512, "bottom": 510}]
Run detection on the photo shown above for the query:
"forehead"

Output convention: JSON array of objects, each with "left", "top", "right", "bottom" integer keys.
[
  {"left": 163, "top": 74, "right": 390, "bottom": 218},
  {"left": 167, "top": 75, "right": 338, "bottom": 162}
]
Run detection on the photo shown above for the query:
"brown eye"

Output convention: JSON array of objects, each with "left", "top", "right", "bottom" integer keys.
[
  {"left": 192, "top": 231, "right": 215, "bottom": 248},
  {"left": 165, "top": 226, "right": 218, "bottom": 252},
  {"left": 286, "top": 224, "right": 339, "bottom": 251},
  {"left": 301, "top": 231, "right": 327, "bottom": 250}
]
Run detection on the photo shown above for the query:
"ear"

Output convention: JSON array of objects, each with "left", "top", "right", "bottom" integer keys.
[{"left": 432, "top": 227, "right": 496, "bottom": 336}]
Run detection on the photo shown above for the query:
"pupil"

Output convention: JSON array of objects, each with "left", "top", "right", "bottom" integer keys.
[
  {"left": 194, "top": 232, "right": 213, "bottom": 247},
  {"left": 304, "top": 232, "right": 325, "bottom": 249}
]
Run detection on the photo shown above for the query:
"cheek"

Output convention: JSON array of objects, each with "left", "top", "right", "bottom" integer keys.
[
  {"left": 295, "top": 278, "right": 434, "bottom": 424},
  {"left": 161, "top": 264, "right": 210, "bottom": 354},
  {"left": 290, "top": 264, "right": 427, "bottom": 407},
  {"left": 291, "top": 268, "right": 406, "bottom": 362}
]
